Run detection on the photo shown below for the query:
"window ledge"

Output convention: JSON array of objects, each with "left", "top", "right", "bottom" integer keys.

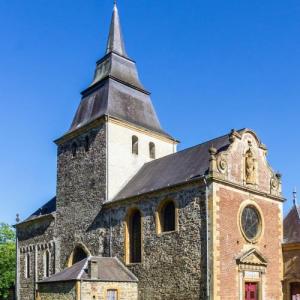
[
  {"left": 126, "top": 262, "right": 142, "bottom": 266},
  {"left": 157, "top": 230, "right": 178, "bottom": 237}
]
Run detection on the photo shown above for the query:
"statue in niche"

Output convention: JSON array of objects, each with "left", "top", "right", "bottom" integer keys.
[{"left": 245, "top": 148, "right": 256, "bottom": 185}]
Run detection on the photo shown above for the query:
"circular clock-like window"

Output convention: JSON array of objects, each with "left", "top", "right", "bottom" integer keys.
[{"left": 241, "top": 205, "right": 261, "bottom": 241}]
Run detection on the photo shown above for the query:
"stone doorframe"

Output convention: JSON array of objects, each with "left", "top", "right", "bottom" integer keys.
[
  {"left": 284, "top": 279, "right": 300, "bottom": 300},
  {"left": 236, "top": 248, "right": 268, "bottom": 300}
]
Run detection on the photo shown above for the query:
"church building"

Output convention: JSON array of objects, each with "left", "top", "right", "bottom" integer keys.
[{"left": 16, "top": 4, "right": 286, "bottom": 300}]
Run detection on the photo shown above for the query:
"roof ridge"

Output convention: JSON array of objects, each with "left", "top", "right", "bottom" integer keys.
[{"left": 141, "top": 130, "right": 232, "bottom": 167}]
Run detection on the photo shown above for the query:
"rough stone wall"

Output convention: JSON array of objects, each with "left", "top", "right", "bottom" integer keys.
[
  {"left": 215, "top": 184, "right": 283, "bottom": 300},
  {"left": 55, "top": 123, "right": 107, "bottom": 269},
  {"left": 101, "top": 183, "right": 207, "bottom": 300},
  {"left": 283, "top": 247, "right": 300, "bottom": 300},
  {"left": 38, "top": 282, "right": 76, "bottom": 300},
  {"left": 17, "top": 217, "right": 56, "bottom": 300},
  {"left": 81, "top": 281, "right": 138, "bottom": 300}
]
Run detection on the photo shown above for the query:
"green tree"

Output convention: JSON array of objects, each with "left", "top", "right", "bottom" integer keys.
[{"left": 0, "top": 223, "right": 16, "bottom": 299}]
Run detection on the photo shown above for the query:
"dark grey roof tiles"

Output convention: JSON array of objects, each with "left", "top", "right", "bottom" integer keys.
[
  {"left": 40, "top": 259, "right": 87, "bottom": 283},
  {"left": 70, "top": 79, "right": 167, "bottom": 137},
  {"left": 40, "top": 257, "right": 138, "bottom": 283},
  {"left": 66, "top": 4, "right": 174, "bottom": 139},
  {"left": 84, "top": 257, "right": 138, "bottom": 282},
  {"left": 21, "top": 197, "right": 56, "bottom": 224},
  {"left": 283, "top": 205, "right": 300, "bottom": 244},
  {"left": 106, "top": 3, "right": 128, "bottom": 57},
  {"left": 114, "top": 133, "right": 231, "bottom": 201}
]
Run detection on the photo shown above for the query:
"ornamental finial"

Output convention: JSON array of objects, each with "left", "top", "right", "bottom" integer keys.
[
  {"left": 293, "top": 188, "right": 297, "bottom": 206},
  {"left": 293, "top": 187, "right": 297, "bottom": 206}
]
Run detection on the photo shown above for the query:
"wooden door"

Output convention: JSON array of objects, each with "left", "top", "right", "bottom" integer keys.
[
  {"left": 291, "top": 282, "right": 300, "bottom": 300},
  {"left": 245, "top": 282, "right": 258, "bottom": 300}
]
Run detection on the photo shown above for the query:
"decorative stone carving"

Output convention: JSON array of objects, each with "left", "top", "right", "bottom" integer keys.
[
  {"left": 236, "top": 248, "right": 267, "bottom": 273},
  {"left": 271, "top": 176, "right": 279, "bottom": 190},
  {"left": 217, "top": 155, "right": 228, "bottom": 174},
  {"left": 245, "top": 147, "right": 257, "bottom": 185}
]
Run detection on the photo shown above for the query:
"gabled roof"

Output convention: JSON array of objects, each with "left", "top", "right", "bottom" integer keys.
[
  {"left": 283, "top": 205, "right": 300, "bottom": 244},
  {"left": 236, "top": 248, "right": 268, "bottom": 266},
  {"left": 17, "top": 197, "right": 56, "bottom": 225},
  {"left": 39, "top": 257, "right": 138, "bottom": 283},
  {"left": 114, "top": 132, "right": 232, "bottom": 201}
]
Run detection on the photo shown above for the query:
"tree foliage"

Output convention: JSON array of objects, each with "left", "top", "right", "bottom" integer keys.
[{"left": 0, "top": 223, "right": 16, "bottom": 299}]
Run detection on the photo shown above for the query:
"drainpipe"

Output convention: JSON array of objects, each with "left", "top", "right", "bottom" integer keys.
[
  {"left": 201, "top": 175, "right": 210, "bottom": 299},
  {"left": 109, "top": 210, "right": 112, "bottom": 257}
]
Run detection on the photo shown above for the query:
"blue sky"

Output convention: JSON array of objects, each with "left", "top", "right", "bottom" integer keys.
[{"left": 0, "top": 0, "right": 299, "bottom": 225}]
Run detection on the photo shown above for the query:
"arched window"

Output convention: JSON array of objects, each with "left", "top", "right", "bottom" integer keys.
[
  {"left": 67, "top": 244, "right": 90, "bottom": 267},
  {"left": 71, "top": 246, "right": 88, "bottom": 265},
  {"left": 84, "top": 136, "right": 90, "bottom": 152},
  {"left": 44, "top": 250, "right": 50, "bottom": 278},
  {"left": 126, "top": 209, "right": 142, "bottom": 263},
  {"left": 156, "top": 199, "right": 177, "bottom": 234},
  {"left": 25, "top": 253, "right": 30, "bottom": 278},
  {"left": 132, "top": 136, "right": 138, "bottom": 155},
  {"left": 71, "top": 142, "right": 77, "bottom": 157},
  {"left": 149, "top": 142, "right": 155, "bottom": 159}
]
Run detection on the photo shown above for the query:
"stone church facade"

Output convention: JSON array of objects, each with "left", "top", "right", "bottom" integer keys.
[{"left": 16, "top": 4, "right": 287, "bottom": 300}]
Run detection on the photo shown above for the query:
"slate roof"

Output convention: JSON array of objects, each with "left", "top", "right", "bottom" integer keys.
[
  {"left": 283, "top": 205, "right": 300, "bottom": 244},
  {"left": 40, "top": 257, "right": 138, "bottom": 283},
  {"left": 68, "top": 3, "right": 172, "bottom": 139},
  {"left": 18, "top": 197, "right": 56, "bottom": 225},
  {"left": 114, "top": 132, "right": 232, "bottom": 201}
]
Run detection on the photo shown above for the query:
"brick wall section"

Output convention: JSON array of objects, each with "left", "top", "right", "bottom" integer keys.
[
  {"left": 55, "top": 123, "right": 107, "bottom": 269},
  {"left": 101, "top": 184, "right": 207, "bottom": 300},
  {"left": 38, "top": 282, "right": 76, "bottom": 300},
  {"left": 216, "top": 185, "right": 282, "bottom": 300}
]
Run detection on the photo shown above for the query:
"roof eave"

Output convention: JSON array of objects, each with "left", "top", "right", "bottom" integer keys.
[{"left": 15, "top": 213, "right": 55, "bottom": 228}]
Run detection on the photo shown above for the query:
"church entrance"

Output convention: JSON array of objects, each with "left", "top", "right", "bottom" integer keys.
[
  {"left": 245, "top": 282, "right": 258, "bottom": 300},
  {"left": 291, "top": 282, "right": 300, "bottom": 300}
]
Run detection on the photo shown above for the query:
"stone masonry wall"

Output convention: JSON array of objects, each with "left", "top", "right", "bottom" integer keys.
[
  {"left": 55, "top": 123, "right": 107, "bottom": 269},
  {"left": 100, "top": 183, "right": 207, "bottom": 300},
  {"left": 38, "top": 282, "right": 76, "bottom": 300},
  {"left": 17, "top": 217, "right": 56, "bottom": 300},
  {"left": 81, "top": 281, "right": 138, "bottom": 300}
]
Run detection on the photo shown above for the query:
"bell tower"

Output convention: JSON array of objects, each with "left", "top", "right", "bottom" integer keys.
[{"left": 54, "top": 3, "right": 177, "bottom": 268}]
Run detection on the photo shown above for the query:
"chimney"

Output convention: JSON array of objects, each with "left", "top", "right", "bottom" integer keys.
[{"left": 88, "top": 258, "right": 98, "bottom": 280}]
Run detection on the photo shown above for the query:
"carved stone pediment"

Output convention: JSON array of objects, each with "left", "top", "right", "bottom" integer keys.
[{"left": 236, "top": 248, "right": 268, "bottom": 267}]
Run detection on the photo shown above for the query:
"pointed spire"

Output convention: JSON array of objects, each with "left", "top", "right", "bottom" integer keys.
[{"left": 106, "top": 2, "right": 128, "bottom": 57}]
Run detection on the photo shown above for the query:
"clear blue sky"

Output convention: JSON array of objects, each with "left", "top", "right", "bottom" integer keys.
[{"left": 0, "top": 0, "right": 299, "bottom": 225}]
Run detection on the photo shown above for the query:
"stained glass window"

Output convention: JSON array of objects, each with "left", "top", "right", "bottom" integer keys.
[{"left": 241, "top": 205, "right": 260, "bottom": 240}]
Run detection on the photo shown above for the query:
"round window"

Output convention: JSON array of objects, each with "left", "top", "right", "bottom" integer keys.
[{"left": 241, "top": 205, "right": 261, "bottom": 241}]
